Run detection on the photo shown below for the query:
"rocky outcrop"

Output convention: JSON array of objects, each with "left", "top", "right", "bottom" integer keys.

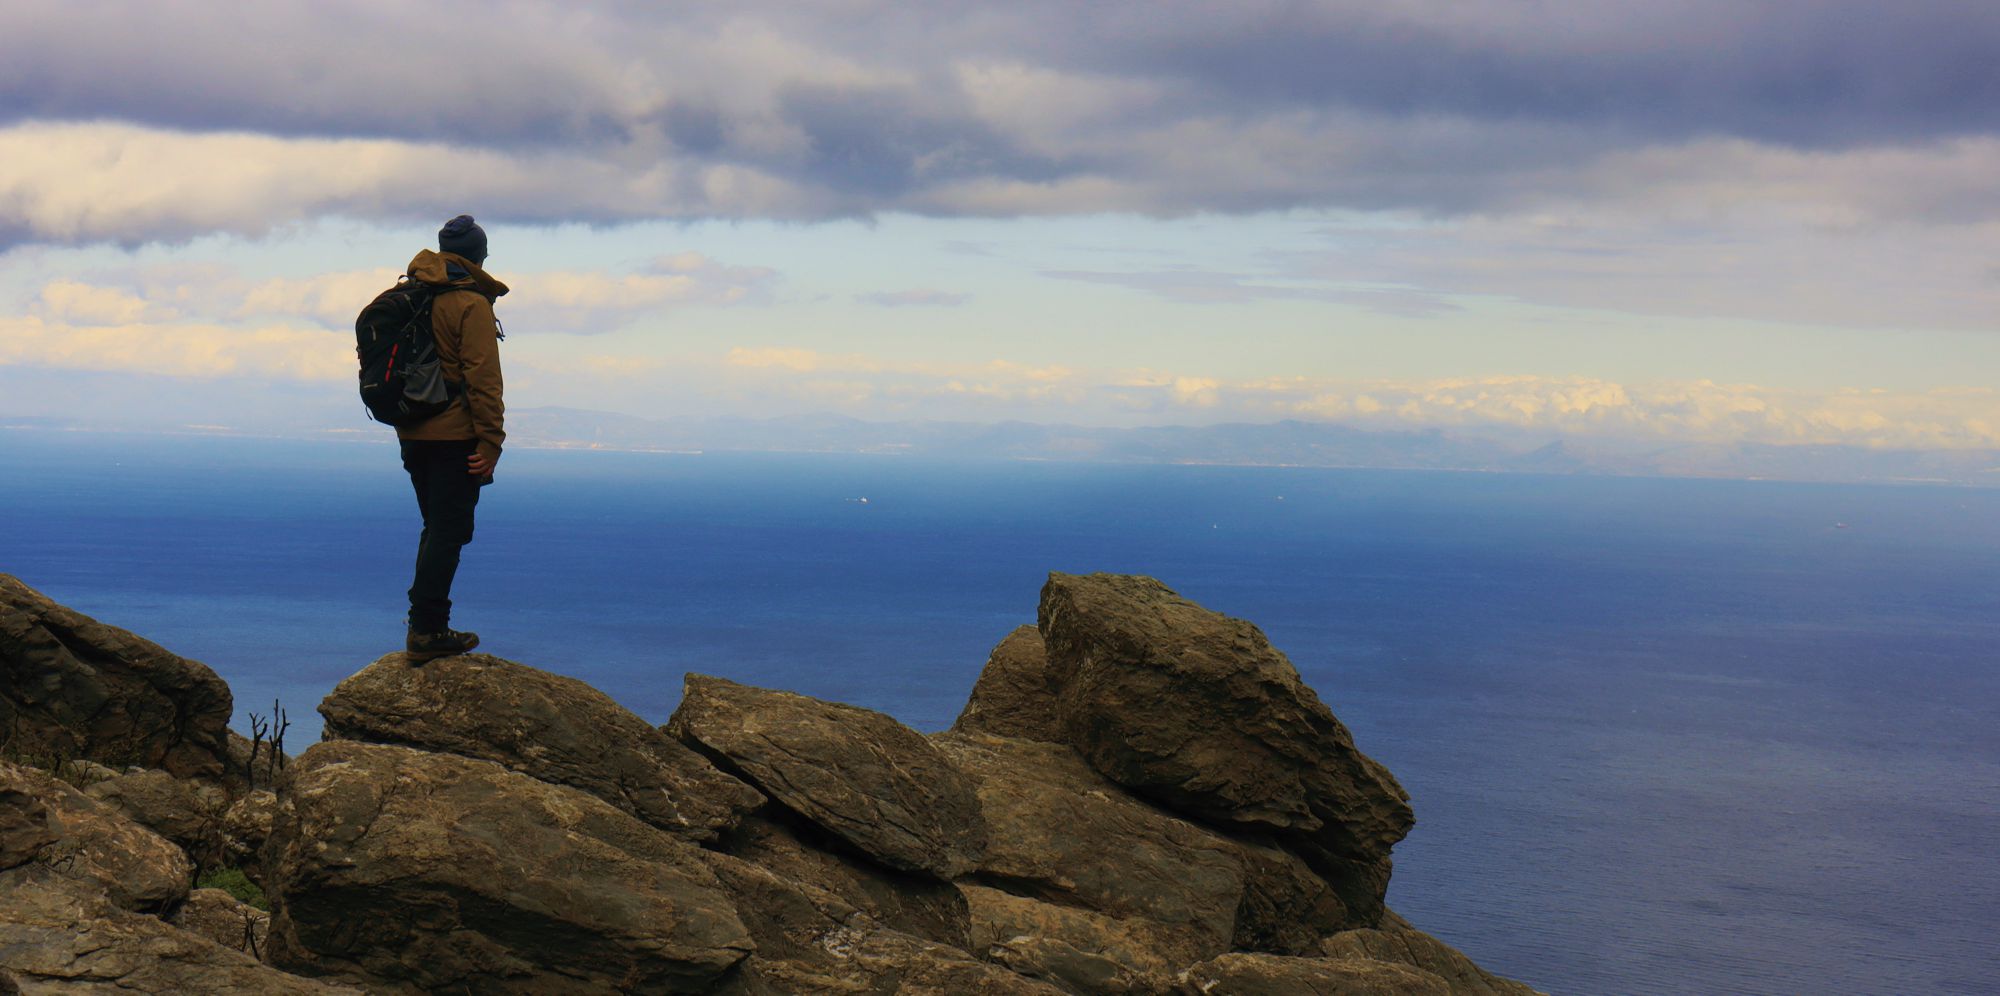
[
  {"left": 266, "top": 740, "right": 754, "bottom": 994},
  {"left": 0, "top": 761, "right": 191, "bottom": 914},
  {"left": 0, "top": 572, "right": 1541, "bottom": 995},
  {"left": 318, "top": 652, "right": 762, "bottom": 842},
  {"left": 0, "top": 574, "right": 231, "bottom": 779},
  {"left": 670, "top": 674, "right": 988, "bottom": 879},
  {"left": 1037, "top": 572, "right": 1413, "bottom": 921},
  {"left": 1177, "top": 952, "right": 1452, "bottom": 995},
  {"left": 1318, "top": 911, "right": 1542, "bottom": 996},
  {"left": 953, "top": 625, "right": 1063, "bottom": 742},
  {"left": 0, "top": 879, "right": 356, "bottom": 994}
]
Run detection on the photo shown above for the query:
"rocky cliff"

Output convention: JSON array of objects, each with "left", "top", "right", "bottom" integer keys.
[{"left": 0, "top": 571, "right": 1543, "bottom": 995}]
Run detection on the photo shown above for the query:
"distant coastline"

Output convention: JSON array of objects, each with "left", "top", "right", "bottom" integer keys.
[{"left": 7, "top": 411, "right": 1999, "bottom": 488}]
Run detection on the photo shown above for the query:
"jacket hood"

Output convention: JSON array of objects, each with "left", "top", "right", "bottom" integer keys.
[{"left": 406, "top": 249, "right": 510, "bottom": 298}]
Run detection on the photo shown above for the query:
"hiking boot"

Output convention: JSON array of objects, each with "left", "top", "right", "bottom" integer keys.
[{"left": 406, "top": 628, "right": 479, "bottom": 662}]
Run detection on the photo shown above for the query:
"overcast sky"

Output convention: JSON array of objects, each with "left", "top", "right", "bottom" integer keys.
[{"left": 2, "top": 0, "right": 1997, "bottom": 448}]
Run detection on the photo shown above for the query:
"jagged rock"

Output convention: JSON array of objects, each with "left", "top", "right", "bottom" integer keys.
[
  {"left": 669, "top": 674, "right": 987, "bottom": 878},
  {"left": 720, "top": 813, "right": 971, "bottom": 947},
  {"left": 84, "top": 767, "right": 230, "bottom": 862},
  {"left": 1037, "top": 572, "right": 1413, "bottom": 921},
  {"left": 0, "top": 574, "right": 231, "bottom": 779},
  {"left": 0, "top": 761, "right": 191, "bottom": 913},
  {"left": 1177, "top": 952, "right": 1451, "bottom": 995},
  {"left": 703, "top": 850, "right": 1064, "bottom": 995},
  {"left": 953, "top": 625, "right": 1063, "bottom": 742},
  {"left": 935, "top": 731, "right": 1345, "bottom": 955},
  {"left": 318, "top": 652, "right": 762, "bottom": 842},
  {"left": 266, "top": 741, "right": 753, "bottom": 994},
  {"left": 173, "top": 887, "right": 271, "bottom": 958},
  {"left": 1319, "top": 911, "right": 1545, "bottom": 996},
  {"left": 960, "top": 884, "right": 1182, "bottom": 994},
  {"left": 0, "top": 879, "right": 351, "bottom": 994}
]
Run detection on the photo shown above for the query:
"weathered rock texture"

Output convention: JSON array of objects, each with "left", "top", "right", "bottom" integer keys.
[
  {"left": 703, "top": 850, "right": 1064, "bottom": 995},
  {"left": 670, "top": 673, "right": 989, "bottom": 879},
  {"left": 0, "top": 880, "right": 355, "bottom": 995},
  {"left": 718, "top": 813, "right": 971, "bottom": 948},
  {"left": 1038, "top": 572, "right": 1414, "bottom": 921},
  {"left": 173, "top": 887, "right": 272, "bottom": 959},
  {"left": 267, "top": 740, "right": 754, "bottom": 994},
  {"left": 0, "top": 761, "right": 191, "bottom": 914},
  {"left": 83, "top": 766, "right": 230, "bottom": 864},
  {"left": 1178, "top": 952, "right": 1453, "bottom": 995},
  {"left": 940, "top": 730, "right": 1296, "bottom": 954},
  {"left": 0, "top": 574, "right": 230, "bottom": 779},
  {"left": 319, "top": 652, "right": 763, "bottom": 842},
  {"left": 953, "top": 625, "right": 1063, "bottom": 742},
  {"left": 1318, "top": 910, "right": 1543, "bottom": 996}
]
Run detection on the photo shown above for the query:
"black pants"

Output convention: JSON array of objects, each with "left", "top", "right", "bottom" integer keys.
[{"left": 401, "top": 438, "right": 483, "bottom": 633}]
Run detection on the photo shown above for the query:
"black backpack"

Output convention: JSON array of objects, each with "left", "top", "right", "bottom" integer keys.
[{"left": 355, "top": 278, "right": 460, "bottom": 426}]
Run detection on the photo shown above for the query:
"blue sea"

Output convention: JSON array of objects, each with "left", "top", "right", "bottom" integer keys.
[{"left": 3, "top": 429, "right": 1995, "bottom": 996}]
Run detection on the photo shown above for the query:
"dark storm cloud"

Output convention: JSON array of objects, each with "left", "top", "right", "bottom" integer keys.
[{"left": 4, "top": 0, "right": 1999, "bottom": 243}]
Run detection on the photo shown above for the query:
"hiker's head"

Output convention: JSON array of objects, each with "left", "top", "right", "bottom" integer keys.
[{"left": 438, "top": 215, "right": 488, "bottom": 266}]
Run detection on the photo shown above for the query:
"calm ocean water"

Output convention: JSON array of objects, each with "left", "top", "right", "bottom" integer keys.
[{"left": 2, "top": 429, "right": 1995, "bottom": 995}]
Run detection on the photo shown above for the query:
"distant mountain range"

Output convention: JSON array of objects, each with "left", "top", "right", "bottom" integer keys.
[
  {"left": 9, "top": 406, "right": 1996, "bottom": 486},
  {"left": 497, "top": 407, "right": 2000, "bottom": 487}
]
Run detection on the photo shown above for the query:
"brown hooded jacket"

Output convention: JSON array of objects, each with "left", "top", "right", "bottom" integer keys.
[{"left": 396, "top": 249, "right": 508, "bottom": 462}]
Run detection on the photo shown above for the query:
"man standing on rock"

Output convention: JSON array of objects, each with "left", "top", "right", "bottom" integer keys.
[{"left": 398, "top": 215, "right": 507, "bottom": 661}]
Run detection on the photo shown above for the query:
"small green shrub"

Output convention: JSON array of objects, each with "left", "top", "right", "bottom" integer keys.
[{"left": 195, "top": 866, "right": 268, "bottom": 911}]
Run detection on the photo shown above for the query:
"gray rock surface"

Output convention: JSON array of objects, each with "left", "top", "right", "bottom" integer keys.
[
  {"left": 0, "top": 574, "right": 231, "bottom": 779},
  {"left": 670, "top": 673, "right": 988, "bottom": 878},
  {"left": 0, "top": 761, "right": 191, "bottom": 914},
  {"left": 0, "top": 879, "right": 351, "bottom": 994},
  {"left": 1319, "top": 911, "right": 1546, "bottom": 996},
  {"left": 318, "top": 651, "right": 762, "bottom": 842},
  {"left": 1038, "top": 572, "right": 1413, "bottom": 921},
  {"left": 1177, "top": 952, "right": 1452, "bottom": 995},
  {"left": 266, "top": 740, "right": 753, "bottom": 995},
  {"left": 953, "top": 625, "right": 1063, "bottom": 742}
]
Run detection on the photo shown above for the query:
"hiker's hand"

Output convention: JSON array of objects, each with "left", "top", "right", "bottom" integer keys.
[{"left": 468, "top": 451, "right": 498, "bottom": 478}]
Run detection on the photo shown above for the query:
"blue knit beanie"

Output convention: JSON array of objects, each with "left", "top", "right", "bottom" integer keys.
[{"left": 438, "top": 215, "right": 488, "bottom": 265}]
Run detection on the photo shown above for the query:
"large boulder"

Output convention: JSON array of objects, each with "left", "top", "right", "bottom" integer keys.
[
  {"left": 1037, "top": 572, "right": 1413, "bottom": 920},
  {"left": 669, "top": 674, "right": 988, "bottom": 879},
  {"left": 702, "top": 849, "right": 1064, "bottom": 995},
  {"left": 318, "top": 652, "right": 762, "bottom": 842},
  {"left": 952, "top": 625, "right": 1063, "bottom": 742},
  {"left": 1177, "top": 952, "right": 1451, "bottom": 996},
  {"left": 266, "top": 740, "right": 753, "bottom": 994},
  {"left": 0, "top": 575, "right": 231, "bottom": 779},
  {"left": 1319, "top": 911, "right": 1545, "bottom": 996},
  {"left": 0, "top": 761, "right": 191, "bottom": 914},
  {"left": 84, "top": 767, "right": 231, "bottom": 865},
  {"left": 0, "top": 879, "right": 353, "bottom": 994},
  {"left": 934, "top": 731, "right": 1348, "bottom": 953}
]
